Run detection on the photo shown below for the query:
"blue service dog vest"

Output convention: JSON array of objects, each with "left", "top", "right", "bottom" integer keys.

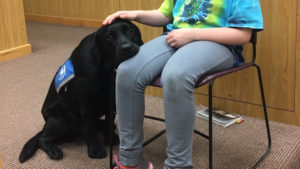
[{"left": 54, "top": 59, "right": 75, "bottom": 93}]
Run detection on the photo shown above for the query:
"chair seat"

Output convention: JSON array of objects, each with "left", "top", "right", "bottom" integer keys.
[{"left": 150, "top": 63, "right": 254, "bottom": 88}]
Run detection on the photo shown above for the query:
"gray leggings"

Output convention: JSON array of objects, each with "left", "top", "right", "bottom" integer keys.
[{"left": 116, "top": 35, "right": 233, "bottom": 169}]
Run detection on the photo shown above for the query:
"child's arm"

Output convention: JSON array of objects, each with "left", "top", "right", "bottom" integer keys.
[
  {"left": 103, "top": 10, "right": 171, "bottom": 27},
  {"left": 166, "top": 27, "right": 252, "bottom": 48}
]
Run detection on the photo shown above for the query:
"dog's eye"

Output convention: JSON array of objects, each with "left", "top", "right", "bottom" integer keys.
[
  {"left": 126, "top": 29, "right": 133, "bottom": 35},
  {"left": 106, "top": 34, "right": 113, "bottom": 40}
]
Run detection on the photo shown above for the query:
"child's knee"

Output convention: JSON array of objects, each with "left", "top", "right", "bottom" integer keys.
[
  {"left": 161, "top": 70, "right": 194, "bottom": 94},
  {"left": 116, "top": 63, "right": 135, "bottom": 83}
]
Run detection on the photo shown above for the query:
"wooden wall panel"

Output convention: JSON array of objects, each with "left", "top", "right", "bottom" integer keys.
[
  {"left": 0, "top": 0, "right": 28, "bottom": 50},
  {"left": 0, "top": 0, "right": 31, "bottom": 62},
  {"left": 23, "top": 0, "right": 119, "bottom": 28},
  {"left": 295, "top": 0, "right": 300, "bottom": 125},
  {"left": 23, "top": 0, "right": 119, "bottom": 20},
  {"left": 196, "top": 0, "right": 296, "bottom": 111},
  {"left": 255, "top": 0, "right": 296, "bottom": 111}
]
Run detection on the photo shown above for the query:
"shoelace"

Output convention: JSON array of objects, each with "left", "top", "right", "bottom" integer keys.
[
  {"left": 113, "top": 155, "right": 137, "bottom": 169},
  {"left": 113, "top": 155, "right": 152, "bottom": 169},
  {"left": 113, "top": 155, "right": 120, "bottom": 169}
]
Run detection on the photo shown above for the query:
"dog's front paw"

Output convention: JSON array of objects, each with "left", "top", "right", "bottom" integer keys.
[
  {"left": 46, "top": 146, "right": 63, "bottom": 160},
  {"left": 88, "top": 145, "right": 107, "bottom": 159}
]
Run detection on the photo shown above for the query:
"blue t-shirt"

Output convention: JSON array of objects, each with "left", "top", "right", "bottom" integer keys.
[{"left": 159, "top": 0, "right": 264, "bottom": 66}]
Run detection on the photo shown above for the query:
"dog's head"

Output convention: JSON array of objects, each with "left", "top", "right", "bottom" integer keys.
[{"left": 96, "top": 19, "right": 143, "bottom": 68}]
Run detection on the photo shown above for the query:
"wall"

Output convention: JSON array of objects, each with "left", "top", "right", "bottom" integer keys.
[
  {"left": 23, "top": 0, "right": 162, "bottom": 42},
  {"left": 295, "top": 0, "right": 300, "bottom": 126},
  {"left": 192, "top": 0, "right": 300, "bottom": 125},
  {"left": 23, "top": 0, "right": 119, "bottom": 28},
  {"left": 0, "top": 0, "right": 31, "bottom": 62},
  {"left": 23, "top": 0, "right": 300, "bottom": 126}
]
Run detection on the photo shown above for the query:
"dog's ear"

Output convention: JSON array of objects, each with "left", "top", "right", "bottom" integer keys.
[
  {"left": 95, "top": 26, "right": 107, "bottom": 52},
  {"left": 96, "top": 26, "right": 104, "bottom": 43},
  {"left": 137, "top": 36, "right": 144, "bottom": 46},
  {"left": 93, "top": 26, "right": 105, "bottom": 64},
  {"left": 129, "top": 22, "right": 143, "bottom": 46}
]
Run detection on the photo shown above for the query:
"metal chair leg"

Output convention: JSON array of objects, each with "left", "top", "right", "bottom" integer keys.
[
  {"left": 109, "top": 72, "right": 116, "bottom": 169},
  {"left": 208, "top": 80, "right": 215, "bottom": 169},
  {"left": 254, "top": 64, "right": 271, "bottom": 146},
  {"left": 251, "top": 65, "right": 272, "bottom": 169},
  {"left": 109, "top": 112, "right": 115, "bottom": 169}
]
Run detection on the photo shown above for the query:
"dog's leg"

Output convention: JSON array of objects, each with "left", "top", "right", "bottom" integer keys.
[
  {"left": 103, "top": 114, "right": 120, "bottom": 146},
  {"left": 38, "top": 118, "right": 68, "bottom": 160},
  {"left": 80, "top": 105, "right": 107, "bottom": 159},
  {"left": 75, "top": 78, "right": 107, "bottom": 158}
]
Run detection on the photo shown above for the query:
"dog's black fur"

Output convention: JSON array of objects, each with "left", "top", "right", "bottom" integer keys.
[{"left": 19, "top": 19, "right": 143, "bottom": 163}]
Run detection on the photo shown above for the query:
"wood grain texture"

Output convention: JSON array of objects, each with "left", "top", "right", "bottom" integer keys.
[
  {"left": 0, "top": 44, "right": 32, "bottom": 63},
  {"left": 23, "top": 0, "right": 119, "bottom": 21},
  {"left": 196, "top": 0, "right": 296, "bottom": 111},
  {"left": 0, "top": 0, "right": 29, "bottom": 50},
  {"left": 25, "top": 13, "right": 102, "bottom": 28},
  {"left": 295, "top": 0, "right": 300, "bottom": 125},
  {"left": 0, "top": 0, "right": 31, "bottom": 61}
]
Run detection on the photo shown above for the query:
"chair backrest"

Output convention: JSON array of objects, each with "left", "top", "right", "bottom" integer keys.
[
  {"left": 250, "top": 31, "right": 257, "bottom": 64},
  {"left": 250, "top": 31, "right": 257, "bottom": 45}
]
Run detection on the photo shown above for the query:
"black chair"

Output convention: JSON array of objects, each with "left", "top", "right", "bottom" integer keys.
[{"left": 109, "top": 32, "right": 271, "bottom": 169}]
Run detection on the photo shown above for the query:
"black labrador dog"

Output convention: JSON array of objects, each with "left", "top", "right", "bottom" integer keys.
[{"left": 19, "top": 19, "right": 143, "bottom": 163}]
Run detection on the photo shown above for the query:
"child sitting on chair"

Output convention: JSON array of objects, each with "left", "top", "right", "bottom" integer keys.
[{"left": 103, "top": 0, "right": 263, "bottom": 168}]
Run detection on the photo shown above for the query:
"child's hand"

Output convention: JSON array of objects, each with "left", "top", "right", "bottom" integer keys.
[
  {"left": 166, "top": 29, "right": 195, "bottom": 48},
  {"left": 103, "top": 11, "right": 138, "bottom": 25}
]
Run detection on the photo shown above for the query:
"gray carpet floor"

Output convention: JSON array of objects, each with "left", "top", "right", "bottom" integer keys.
[{"left": 0, "top": 22, "right": 300, "bottom": 169}]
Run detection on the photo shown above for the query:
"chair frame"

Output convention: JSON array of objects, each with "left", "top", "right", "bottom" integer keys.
[{"left": 109, "top": 32, "right": 271, "bottom": 169}]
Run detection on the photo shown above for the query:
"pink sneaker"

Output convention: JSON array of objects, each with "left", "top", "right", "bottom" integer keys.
[{"left": 113, "top": 155, "right": 153, "bottom": 169}]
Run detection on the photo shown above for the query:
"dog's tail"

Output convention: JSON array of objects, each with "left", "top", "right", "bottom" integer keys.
[{"left": 19, "top": 131, "right": 42, "bottom": 163}]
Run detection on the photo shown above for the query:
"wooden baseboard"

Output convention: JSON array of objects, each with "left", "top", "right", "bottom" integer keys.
[
  {"left": 0, "top": 44, "right": 32, "bottom": 63},
  {"left": 0, "top": 155, "right": 2, "bottom": 169},
  {"left": 25, "top": 13, "right": 103, "bottom": 28}
]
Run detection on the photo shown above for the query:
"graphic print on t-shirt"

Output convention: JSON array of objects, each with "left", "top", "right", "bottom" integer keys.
[{"left": 179, "top": 0, "right": 213, "bottom": 24}]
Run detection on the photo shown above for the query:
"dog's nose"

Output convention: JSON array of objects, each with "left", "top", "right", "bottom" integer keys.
[{"left": 120, "top": 43, "right": 132, "bottom": 52}]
